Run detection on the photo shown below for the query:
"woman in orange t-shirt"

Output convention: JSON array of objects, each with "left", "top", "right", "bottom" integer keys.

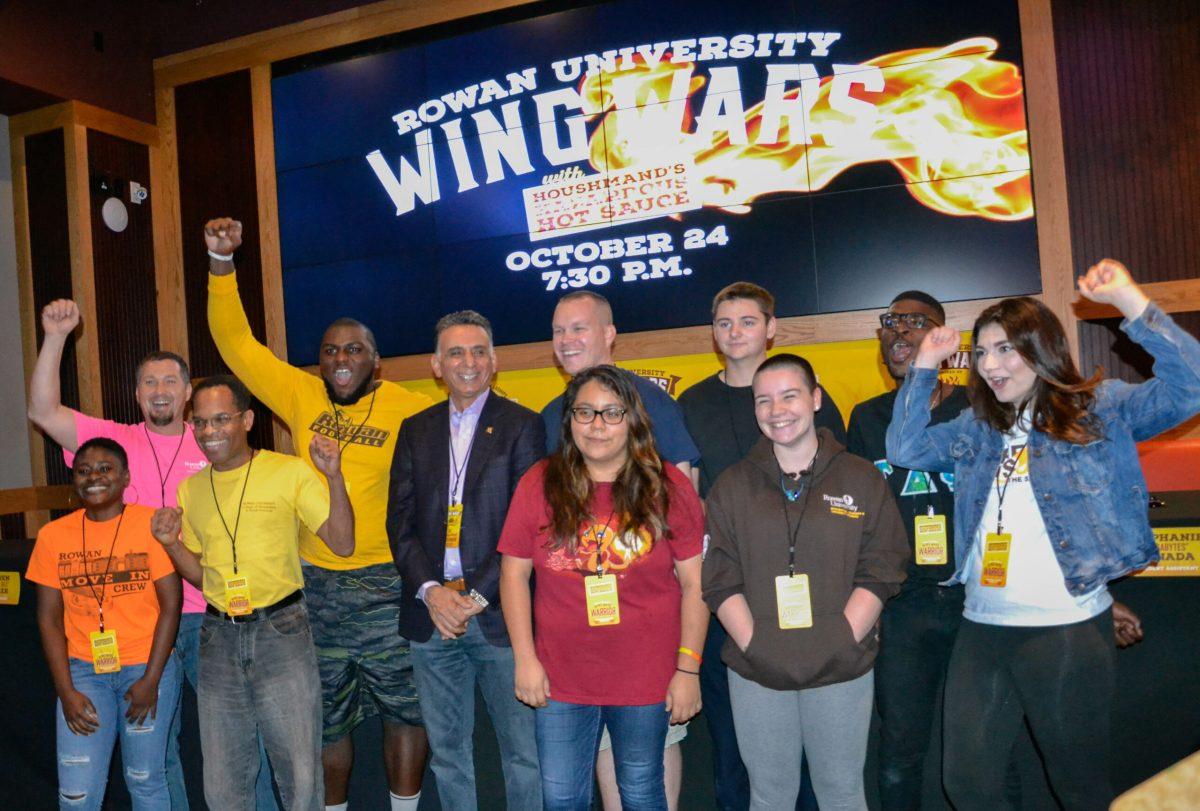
[{"left": 26, "top": 437, "right": 181, "bottom": 810}]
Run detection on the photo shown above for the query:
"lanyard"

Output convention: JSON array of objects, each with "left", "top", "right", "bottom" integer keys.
[
  {"left": 993, "top": 442, "right": 1024, "bottom": 534},
  {"left": 448, "top": 412, "right": 480, "bottom": 506},
  {"left": 209, "top": 453, "right": 255, "bottom": 575},
  {"left": 779, "top": 457, "right": 816, "bottom": 577},
  {"left": 331, "top": 387, "right": 377, "bottom": 451},
  {"left": 144, "top": 424, "right": 187, "bottom": 506},
  {"left": 80, "top": 507, "right": 126, "bottom": 633},
  {"left": 590, "top": 508, "right": 619, "bottom": 576}
]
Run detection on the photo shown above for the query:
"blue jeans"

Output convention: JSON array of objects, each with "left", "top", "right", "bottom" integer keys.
[
  {"left": 167, "top": 611, "right": 278, "bottom": 810},
  {"left": 411, "top": 621, "right": 540, "bottom": 810},
  {"left": 536, "top": 699, "right": 668, "bottom": 811},
  {"left": 56, "top": 654, "right": 181, "bottom": 810},
  {"left": 198, "top": 602, "right": 323, "bottom": 811}
]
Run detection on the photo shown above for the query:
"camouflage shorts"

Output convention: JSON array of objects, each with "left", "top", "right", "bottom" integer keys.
[{"left": 302, "top": 562, "right": 423, "bottom": 743}]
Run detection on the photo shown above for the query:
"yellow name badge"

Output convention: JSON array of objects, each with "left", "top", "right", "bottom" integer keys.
[
  {"left": 89, "top": 630, "right": 121, "bottom": 674},
  {"left": 914, "top": 514, "right": 949, "bottom": 565},
  {"left": 981, "top": 532, "right": 1012, "bottom": 587},
  {"left": 775, "top": 574, "right": 813, "bottom": 629},
  {"left": 0, "top": 571, "right": 20, "bottom": 605},
  {"left": 584, "top": 574, "right": 620, "bottom": 627},
  {"left": 446, "top": 504, "right": 464, "bottom": 550},
  {"left": 224, "top": 575, "right": 254, "bottom": 616}
]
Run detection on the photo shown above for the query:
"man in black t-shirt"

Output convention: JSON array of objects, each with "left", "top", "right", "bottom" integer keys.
[
  {"left": 679, "top": 282, "right": 842, "bottom": 811},
  {"left": 680, "top": 284, "right": 845, "bottom": 497},
  {"left": 848, "top": 290, "right": 968, "bottom": 810}
]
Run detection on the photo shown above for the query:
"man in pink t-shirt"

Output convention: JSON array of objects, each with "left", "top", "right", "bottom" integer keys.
[{"left": 28, "top": 299, "right": 277, "bottom": 811}]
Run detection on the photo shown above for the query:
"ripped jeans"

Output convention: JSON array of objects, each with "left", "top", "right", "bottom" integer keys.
[{"left": 55, "top": 654, "right": 180, "bottom": 810}]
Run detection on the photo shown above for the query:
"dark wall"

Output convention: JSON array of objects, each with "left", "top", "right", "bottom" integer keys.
[
  {"left": 87, "top": 131, "right": 158, "bottom": 423},
  {"left": 0, "top": 2, "right": 155, "bottom": 121},
  {"left": 0, "top": 0, "right": 375, "bottom": 121},
  {"left": 1053, "top": 0, "right": 1200, "bottom": 375},
  {"left": 24, "top": 129, "right": 75, "bottom": 487},
  {"left": 148, "top": 0, "right": 369, "bottom": 58},
  {"left": 175, "top": 70, "right": 274, "bottom": 450}
]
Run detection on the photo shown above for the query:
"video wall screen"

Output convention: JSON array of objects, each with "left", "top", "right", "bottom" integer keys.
[{"left": 273, "top": 0, "right": 1039, "bottom": 364}]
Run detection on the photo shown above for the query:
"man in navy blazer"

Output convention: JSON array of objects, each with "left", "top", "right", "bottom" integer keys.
[{"left": 387, "top": 310, "right": 544, "bottom": 810}]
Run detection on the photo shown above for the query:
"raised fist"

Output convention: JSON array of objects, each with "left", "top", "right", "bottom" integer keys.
[
  {"left": 203, "top": 218, "right": 243, "bottom": 256},
  {"left": 151, "top": 507, "right": 183, "bottom": 548},
  {"left": 1078, "top": 258, "right": 1149, "bottom": 320},
  {"left": 309, "top": 435, "right": 343, "bottom": 478},
  {"left": 41, "top": 299, "right": 80, "bottom": 337},
  {"left": 1078, "top": 259, "right": 1135, "bottom": 305},
  {"left": 914, "top": 325, "right": 960, "bottom": 369}
]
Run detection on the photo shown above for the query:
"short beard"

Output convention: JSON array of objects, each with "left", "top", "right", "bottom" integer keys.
[
  {"left": 148, "top": 412, "right": 175, "bottom": 428},
  {"left": 325, "top": 374, "right": 375, "bottom": 406}
]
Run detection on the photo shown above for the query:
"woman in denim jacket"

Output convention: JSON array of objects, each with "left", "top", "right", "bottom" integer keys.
[{"left": 885, "top": 259, "right": 1200, "bottom": 810}]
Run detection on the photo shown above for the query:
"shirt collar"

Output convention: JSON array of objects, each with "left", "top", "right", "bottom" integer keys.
[{"left": 450, "top": 388, "right": 490, "bottom": 424}]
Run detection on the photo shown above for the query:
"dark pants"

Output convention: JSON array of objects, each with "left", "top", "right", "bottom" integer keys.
[
  {"left": 874, "top": 585, "right": 963, "bottom": 810},
  {"left": 943, "top": 609, "right": 1115, "bottom": 811},
  {"left": 700, "top": 615, "right": 819, "bottom": 811}
]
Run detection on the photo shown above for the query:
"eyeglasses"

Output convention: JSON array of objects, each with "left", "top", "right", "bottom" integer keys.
[
  {"left": 190, "top": 411, "right": 244, "bottom": 431},
  {"left": 570, "top": 406, "right": 627, "bottom": 425},
  {"left": 879, "top": 312, "right": 941, "bottom": 331}
]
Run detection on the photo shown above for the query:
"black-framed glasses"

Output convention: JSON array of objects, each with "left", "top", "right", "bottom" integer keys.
[
  {"left": 570, "top": 406, "right": 627, "bottom": 425},
  {"left": 879, "top": 312, "right": 940, "bottom": 331},
  {"left": 190, "top": 411, "right": 244, "bottom": 431}
]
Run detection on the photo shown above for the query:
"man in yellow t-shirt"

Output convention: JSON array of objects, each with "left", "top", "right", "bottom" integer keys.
[
  {"left": 153, "top": 375, "right": 355, "bottom": 810},
  {"left": 202, "top": 218, "right": 433, "bottom": 809}
]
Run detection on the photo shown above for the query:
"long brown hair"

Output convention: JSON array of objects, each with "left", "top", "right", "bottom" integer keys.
[
  {"left": 543, "top": 365, "right": 671, "bottom": 552},
  {"left": 967, "top": 297, "right": 1103, "bottom": 444}
]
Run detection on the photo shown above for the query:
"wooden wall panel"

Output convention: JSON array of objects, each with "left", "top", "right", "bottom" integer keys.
[
  {"left": 1053, "top": 0, "right": 1200, "bottom": 284},
  {"left": 174, "top": 70, "right": 274, "bottom": 450},
  {"left": 24, "top": 129, "right": 76, "bottom": 486},
  {"left": 87, "top": 131, "right": 158, "bottom": 424},
  {"left": 1079, "top": 311, "right": 1200, "bottom": 383},
  {"left": 1054, "top": 0, "right": 1200, "bottom": 376}
]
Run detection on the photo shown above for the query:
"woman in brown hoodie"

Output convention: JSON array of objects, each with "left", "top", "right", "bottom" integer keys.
[{"left": 702, "top": 353, "right": 909, "bottom": 810}]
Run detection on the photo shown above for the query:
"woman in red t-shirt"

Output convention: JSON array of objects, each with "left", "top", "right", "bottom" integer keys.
[{"left": 499, "top": 364, "right": 707, "bottom": 810}]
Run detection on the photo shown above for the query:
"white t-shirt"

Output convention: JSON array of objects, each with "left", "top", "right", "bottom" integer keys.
[{"left": 964, "top": 417, "right": 1111, "bottom": 626}]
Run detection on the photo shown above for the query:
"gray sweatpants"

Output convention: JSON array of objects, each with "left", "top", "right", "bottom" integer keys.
[{"left": 728, "top": 668, "right": 873, "bottom": 811}]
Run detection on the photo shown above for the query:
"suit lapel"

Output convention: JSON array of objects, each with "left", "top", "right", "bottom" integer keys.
[{"left": 429, "top": 402, "right": 451, "bottom": 507}]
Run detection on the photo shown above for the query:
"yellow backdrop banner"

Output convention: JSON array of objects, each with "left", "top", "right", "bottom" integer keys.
[{"left": 398, "top": 334, "right": 973, "bottom": 422}]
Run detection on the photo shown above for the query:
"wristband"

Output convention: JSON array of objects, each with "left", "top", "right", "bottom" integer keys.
[
  {"left": 676, "top": 667, "right": 700, "bottom": 676},
  {"left": 207, "top": 249, "right": 234, "bottom": 263},
  {"left": 678, "top": 646, "right": 702, "bottom": 664}
]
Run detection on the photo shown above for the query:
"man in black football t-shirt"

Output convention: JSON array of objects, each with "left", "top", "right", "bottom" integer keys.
[{"left": 848, "top": 290, "right": 969, "bottom": 811}]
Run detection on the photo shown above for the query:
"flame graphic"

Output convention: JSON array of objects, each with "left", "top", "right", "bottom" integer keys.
[
  {"left": 584, "top": 521, "right": 653, "bottom": 573},
  {"left": 581, "top": 38, "right": 1031, "bottom": 221}
]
